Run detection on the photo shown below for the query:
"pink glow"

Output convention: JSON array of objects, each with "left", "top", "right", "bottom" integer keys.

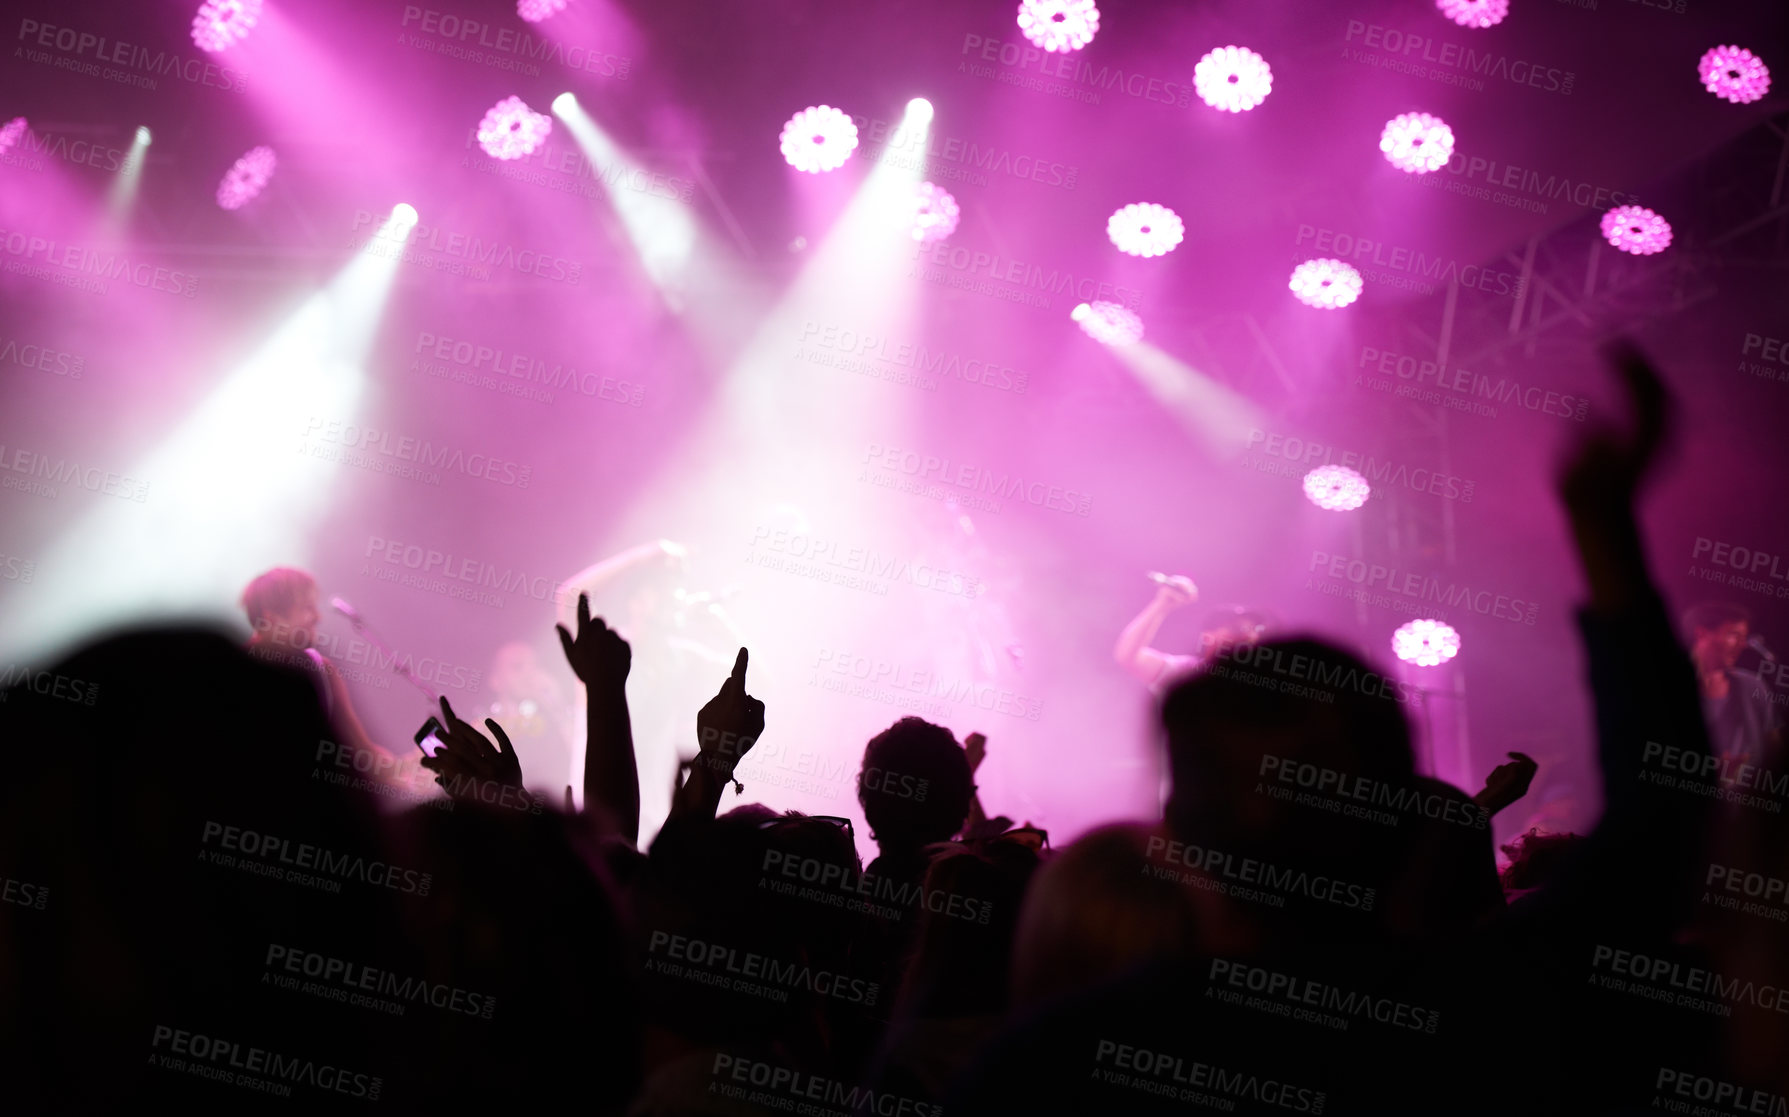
[
  {"left": 1600, "top": 205, "right": 1672, "bottom": 255},
  {"left": 1106, "top": 203, "right": 1183, "bottom": 258},
  {"left": 1393, "top": 619, "right": 1461, "bottom": 666},
  {"left": 1303, "top": 465, "right": 1370, "bottom": 511},
  {"left": 517, "top": 0, "right": 571, "bottom": 23},
  {"left": 1288, "top": 259, "right": 1363, "bottom": 309},
  {"left": 911, "top": 182, "right": 961, "bottom": 243},
  {"left": 477, "top": 97, "right": 554, "bottom": 161},
  {"left": 216, "top": 146, "right": 277, "bottom": 211},
  {"left": 1699, "top": 45, "right": 1771, "bottom": 104},
  {"left": 779, "top": 106, "right": 859, "bottom": 174},
  {"left": 0, "top": 117, "right": 25, "bottom": 158},
  {"left": 1380, "top": 112, "right": 1454, "bottom": 174},
  {"left": 190, "top": 0, "right": 263, "bottom": 53},
  {"left": 1016, "top": 0, "right": 1100, "bottom": 53},
  {"left": 1193, "top": 46, "right": 1273, "bottom": 113},
  {"left": 1072, "top": 301, "right": 1143, "bottom": 346},
  {"left": 1435, "top": 0, "right": 1509, "bottom": 29}
]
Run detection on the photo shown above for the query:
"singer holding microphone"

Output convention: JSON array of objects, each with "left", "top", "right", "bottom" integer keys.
[
  {"left": 1114, "top": 572, "right": 1273, "bottom": 693},
  {"left": 1682, "top": 601, "right": 1781, "bottom": 771}
]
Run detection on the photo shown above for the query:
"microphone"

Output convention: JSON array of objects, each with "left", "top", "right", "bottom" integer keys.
[
  {"left": 1147, "top": 571, "right": 1171, "bottom": 585},
  {"left": 1748, "top": 634, "right": 1776, "bottom": 662},
  {"left": 330, "top": 596, "right": 363, "bottom": 626}
]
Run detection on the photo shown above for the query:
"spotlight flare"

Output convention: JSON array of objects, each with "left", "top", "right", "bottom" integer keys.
[
  {"left": 1380, "top": 112, "right": 1454, "bottom": 174},
  {"left": 779, "top": 105, "right": 859, "bottom": 173},
  {"left": 517, "top": 0, "right": 570, "bottom": 23},
  {"left": 1698, "top": 45, "right": 1770, "bottom": 104},
  {"left": 1072, "top": 301, "right": 1144, "bottom": 346},
  {"left": 1193, "top": 46, "right": 1274, "bottom": 112},
  {"left": 1600, "top": 205, "right": 1672, "bottom": 255},
  {"left": 1016, "top": 0, "right": 1100, "bottom": 53},
  {"left": 910, "top": 182, "right": 961, "bottom": 243},
  {"left": 216, "top": 145, "right": 277, "bottom": 211},
  {"left": 190, "top": 0, "right": 263, "bottom": 52},
  {"left": 1393, "top": 619, "right": 1461, "bottom": 667},
  {"left": 1303, "top": 465, "right": 1370, "bottom": 511},
  {"left": 477, "top": 96, "right": 554, "bottom": 161},
  {"left": 1435, "top": 0, "right": 1509, "bottom": 29},
  {"left": 1289, "top": 259, "right": 1363, "bottom": 309},
  {"left": 1107, "top": 203, "right": 1184, "bottom": 257}
]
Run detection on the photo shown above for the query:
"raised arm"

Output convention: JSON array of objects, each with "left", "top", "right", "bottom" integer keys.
[
  {"left": 1113, "top": 575, "right": 1198, "bottom": 685},
  {"left": 557, "top": 593, "right": 639, "bottom": 843},
  {"left": 667, "top": 648, "right": 765, "bottom": 827}
]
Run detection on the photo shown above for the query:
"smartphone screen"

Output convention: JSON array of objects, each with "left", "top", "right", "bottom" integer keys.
[{"left": 413, "top": 716, "right": 447, "bottom": 757}]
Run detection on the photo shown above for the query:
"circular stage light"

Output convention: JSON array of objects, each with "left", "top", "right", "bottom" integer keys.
[
  {"left": 1288, "top": 258, "right": 1363, "bottom": 309},
  {"left": 907, "top": 98, "right": 935, "bottom": 123},
  {"left": 1107, "top": 203, "right": 1184, "bottom": 257},
  {"left": 191, "top": 0, "right": 263, "bottom": 53},
  {"left": 1072, "top": 301, "right": 1144, "bottom": 346},
  {"left": 216, "top": 145, "right": 277, "bottom": 211},
  {"left": 1303, "top": 465, "right": 1370, "bottom": 511},
  {"left": 477, "top": 96, "right": 554, "bottom": 161},
  {"left": 1435, "top": 0, "right": 1509, "bottom": 29},
  {"left": 1193, "top": 46, "right": 1273, "bottom": 112},
  {"left": 911, "top": 182, "right": 961, "bottom": 243},
  {"left": 780, "top": 106, "right": 859, "bottom": 174},
  {"left": 1017, "top": 0, "right": 1100, "bottom": 53},
  {"left": 1393, "top": 619, "right": 1461, "bottom": 667},
  {"left": 518, "top": 0, "right": 570, "bottom": 23},
  {"left": 1600, "top": 205, "right": 1672, "bottom": 255},
  {"left": 1698, "top": 45, "right": 1770, "bottom": 104},
  {"left": 1380, "top": 112, "right": 1454, "bottom": 174},
  {"left": 392, "top": 203, "right": 419, "bottom": 227}
]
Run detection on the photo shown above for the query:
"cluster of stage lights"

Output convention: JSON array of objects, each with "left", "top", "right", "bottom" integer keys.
[
  {"left": 1434, "top": 0, "right": 1508, "bottom": 29},
  {"left": 1193, "top": 46, "right": 1274, "bottom": 113},
  {"left": 516, "top": 0, "right": 570, "bottom": 23},
  {"left": 1017, "top": 0, "right": 1100, "bottom": 54},
  {"left": 779, "top": 105, "right": 860, "bottom": 174},
  {"left": 1107, "top": 203, "right": 1184, "bottom": 257},
  {"left": 1380, "top": 112, "right": 1455, "bottom": 175},
  {"left": 216, "top": 145, "right": 277, "bottom": 210},
  {"left": 911, "top": 182, "right": 961, "bottom": 243},
  {"left": 478, "top": 96, "right": 554, "bottom": 161},
  {"left": 1393, "top": 619, "right": 1462, "bottom": 667},
  {"left": 190, "top": 0, "right": 261, "bottom": 53},
  {"left": 1302, "top": 465, "right": 1371, "bottom": 511},
  {"left": 1699, "top": 45, "right": 1771, "bottom": 104},
  {"left": 1600, "top": 205, "right": 1672, "bottom": 256},
  {"left": 1288, "top": 258, "right": 1364, "bottom": 309}
]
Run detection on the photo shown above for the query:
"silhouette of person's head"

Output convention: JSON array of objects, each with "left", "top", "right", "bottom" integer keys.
[{"left": 857, "top": 718, "right": 974, "bottom": 852}]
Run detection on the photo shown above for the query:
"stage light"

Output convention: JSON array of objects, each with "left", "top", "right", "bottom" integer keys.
[
  {"left": 1600, "top": 205, "right": 1671, "bottom": 255},
  {"left": 191, "top": 0, "right": 263, "bottom": 52},
  {"left": 551, "top": 91, "right": 577, "bottom": 115},
  {"left": 1699, "top": 45, "right": 1770, "bottom": 104},
  {"left": 392, "top": 202, "right": 419, "bottom": 228},
  {"left": 910, "top": 182, "right": 961, "bottom": 242},
  {"left": 907, "top": 98, "right": 935, "bottom": 124},
  {"left": 477, "top": 96, "right": 554, "bottom": 161},
  {"left": 216, "top": 145, "right": 277, "bottom": 210},
  {"left": 1193, "top": 46, "right": 1273, "bottom": 112},
  {"left": 135, "top": 126, "right": 153, "bottom": 145},
  {"left": 1017, "top": 0, "right": 1099, "bottom": 53},
  {"left": 779, "top": 105, "right": 859, "bottom": 173},
  {"left": 1380, "top": 112, "right": 1453, "bottom": 174},
  {"left": 1435, "top": 0, "right": 1508, "bottom": 29},
  {"left": 0, "top": 117, "right": 25, "bottom": 157},
  {"left": 1393, "top": 620, "right": 1461, "bottom": 667},
  {"left": 1072, "top": 301, "right": 1144, "bottom": 346},
  {"left": 517, "top": 0, "right": 570, "bottom": 23},
  {"left": 105, "top": 124, "right": 154, "bottom": 221},
  {"left": 1288, "top": 258, "right": 1363, "bottom": 309},
  {"left": 1303, "top": 465, "right": 1370, "bottom": 511},
  {"left": 553, "top": 96, "right": 699, "bottom": 294},
  {"left": 1106, "top": 203, "right": 1184, "bottom": 257}
]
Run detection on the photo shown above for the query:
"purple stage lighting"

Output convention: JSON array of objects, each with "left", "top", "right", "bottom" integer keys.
[
  {"left": 1303, "top": 465, "right": 1370, "bottom": 511},
  {"left": 518, "top": 0, "right": 570, "bottom": 23},
  {"left": 0, "top": 117, "right": 25, "bottom": 158},
  {"left": 1435, "top": 0, "right": 1509, "bottom": 29},
  {"left": 1393, "top": 619, "right": 1461, "bottom": 667},
  {"left": 1016, "top": 0, "right": 1100, "bottom": 54},
  {"left": 190, "top": 0, "right": 263, "bottom": 53},
  {"left": 1600, "top": 205, "right": 1672, "bottom": 255},
  {"left": 1699, "top": 46, "right": 1771, "bottom": 104},
  {"left": 477, "top": 97, "right": 554, "bottom": 161},
  {"left": 1288, "top": 259, "right": 1363, "bottom": 309},
  {"left": 1106, "top": 203, "right": 1184, "bottom": 257},
  {"left": 1072, "top": 301, "right": 1143, "bottom": 346},
  {"left": 1380, "top": 112, "right": 1454, "bottom": 174},
  {"left": 779, "top": 106, "right": 859, "bottom": 174},
  {"left": 911, "top": 182, "right": 961, "bottom": 243},
  {"left": 1193, "top": 46, "right": 1274, "bottom": 113},
  {"left": 216, "top": 145, "right": 277, "bottom": 211}
]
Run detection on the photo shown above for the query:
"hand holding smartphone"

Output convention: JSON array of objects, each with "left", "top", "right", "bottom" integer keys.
[{"left": 414, "top": 716, "right": 448, "bottom": 758}]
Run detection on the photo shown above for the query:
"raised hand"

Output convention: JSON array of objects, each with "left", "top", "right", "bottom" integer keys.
[
  {"left": 556, "top": 592, "right": 631, "bottom": 690},
  {"left": 1474, "top": 751, "right": 1539, "bottom": 817},
  {"left": 964, "top": 732, "right": 987, "bottom": 774},
  {"left": 1154, "top": 574, "right": 1198, "bottom": 609},
  {"left": 695, "top": 648, "right": 765, "bottom": 774},
  {"left": 420, "top": 695, "right": 526, "bottom": 798},
  {"left": 1558, "top": 341, "right": 1670, "bottom": 510}
]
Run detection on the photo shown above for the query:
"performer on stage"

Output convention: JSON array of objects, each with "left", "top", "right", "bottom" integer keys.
[
  {"left": 1113, "top": 573, "right": 1272, "bottom": 692},
  {"left": 1683, "top": 602, "right": 1780, "bottom": 771}
]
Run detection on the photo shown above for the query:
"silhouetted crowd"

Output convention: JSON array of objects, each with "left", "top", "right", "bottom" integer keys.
[{"left": 4, "top": 348, "right": 1787, "bottom": 1115}]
